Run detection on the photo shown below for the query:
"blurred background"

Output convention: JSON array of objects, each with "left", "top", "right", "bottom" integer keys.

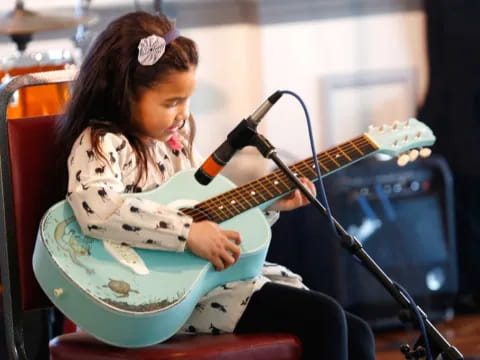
[{"left": 1, "top": 0, "right": 479, "bottom": 359}]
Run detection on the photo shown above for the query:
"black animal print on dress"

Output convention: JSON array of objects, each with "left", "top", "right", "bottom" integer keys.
[
  {"left": 95, "top": 165, "right": 105, "bottom": 175},
  {"left": 241, "top": 296, "right": 250, "bottom": 306},
  {"left": 185, "top": 325, "right": 197, "bottom": 333},
  {"left": 87, "top": 224, "right": 106, "bottom": 232},
  {"left": 109, "top": 152, "right": 116, "bottom": 164},
  {"left": 184, "top": 223, "right": 190, "bottom": 228},
  {"left": 156, "top": 221, "right": 169, "bottom": 229},
  {"left": 98, "top": 188, "right": 108, "bottom": 201},
  {"left": 82, "top": 201, "right": 94, "bottom": 215},
  {"left": 130, "top": 206, "right": 141, "bottom": 215},
  {"left": 76, "top": 170, "right": 82, "bottom": 182},
  {"left": 172, "top": 149, "right": 180, "bottom": 157},
  {"left": 209, "top": 323, "right": 221, "bottom": 335},
  {"left": 164, "top": 154, "right": 169, "bottom": 161},
  {"left": 122, "top": 224, "right": 141, "bottom": 232},
  {"left": 157, "top": 162, "right": 165, "bottom": 173},
  {"left": 123, "top": 159, "right": 133, "bottom": 170},
  {"left": 146, "top": 239, "right": 155, "bottom": 244},
  {"left": 86, "top": 150, "right": 95, "bottom": 161},
  {"left": 116, "top": 139, "right": 126, "bottom": 152},
  {"left": 125, "top": 184, "right": 142, "bottom": 193},
  {"left": 178, "top": 236, "right": 186, "bottom": 242},
  {"left": 211, "top": 302, "right": 227, "bottom": 313},
  {"left": 81, "top": 184, "right": 89, "bottom": 191}
]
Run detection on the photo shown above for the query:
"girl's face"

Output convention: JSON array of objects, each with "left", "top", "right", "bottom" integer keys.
[{"left": 132, "top": 66, "right": 197, "bottom": 142}]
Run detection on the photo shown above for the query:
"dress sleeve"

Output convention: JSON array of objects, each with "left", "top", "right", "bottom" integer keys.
[{"left": 66, "top": 130, "right": 192, "bottom": 252}]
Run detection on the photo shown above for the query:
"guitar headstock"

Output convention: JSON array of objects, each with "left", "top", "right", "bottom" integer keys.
[{"left": 366, "top": 118, "right": 435, "bottom": 166}]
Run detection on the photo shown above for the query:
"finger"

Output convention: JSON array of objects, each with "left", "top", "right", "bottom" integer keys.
[
  {"left": 210, "top": 255, "right": 225, "bottom": 271},
  {"left": 220, "top": 251, "right": 236, "bottom": 268},
  {"left": 225, "top": 241, "right": 241, "bottom": 261},
  {"left": 223, "top": 230, "right": 242, "bottom": 244}
]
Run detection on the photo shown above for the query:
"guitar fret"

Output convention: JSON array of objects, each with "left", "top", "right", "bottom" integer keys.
[
  {"left": 244, "top": 184, "right": 262, "bottom": 205},
  {"left": 325, "top": 151, "right": 341, "bottom": 167},
  {"left": 349, "top": 140, "right": 365, "bottom": 155},
  {"left": 271, "top": 172, "right": 290, "bottom": 192},
  {"left": 214, "top": 194, "right": 237, "bottom": 218},
  {"left": 228, "top": 193, "right": 247, "bottom": 212},
  {"left": 301, "top": 161, "right": 318, "bottom": 179},
  {"left": 290, "top": 164, "right": 307, "bottom": 179},
  {"left": 235, "top": 187, "right": 254, "bottom": 208},
  {"left": 249, "top": 182, "right": 268, "bottom": 202},
  {"left": 256, "top": 178, "right": 275, "bottom": 198},
  {"left": 337, "top": 145, "right": 352, "bottom": 161},
  {"left": 198, "top": 200, "right": 223, "bottom": 220},
  {"left": 328, "top": 149, "right": 350, "bottom": 167}
]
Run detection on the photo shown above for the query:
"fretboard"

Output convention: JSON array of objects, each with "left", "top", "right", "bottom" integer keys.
[{"left": 183, "top": 134, "right": 378, "bottom": 223}]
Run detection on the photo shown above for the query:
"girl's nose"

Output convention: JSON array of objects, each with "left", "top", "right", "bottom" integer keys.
[{"left": 177, "top": 102, "right": 190, "bottom": 122}]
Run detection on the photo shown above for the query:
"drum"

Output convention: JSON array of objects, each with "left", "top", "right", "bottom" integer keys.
[{"left": 0, "top": 49, "right": 76, "bottom": 119}]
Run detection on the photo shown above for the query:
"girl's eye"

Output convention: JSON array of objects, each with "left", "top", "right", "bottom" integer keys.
[{"left": 165, "top": 99, "right": 181, "bottom": 108}]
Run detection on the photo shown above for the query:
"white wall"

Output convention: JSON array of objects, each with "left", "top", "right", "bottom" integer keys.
[
  {"left": 0, "top": 1, "right": 428, "bottom": 184},
  {"left": 260, "top": 11, "right": 428, "bottom": 164}
]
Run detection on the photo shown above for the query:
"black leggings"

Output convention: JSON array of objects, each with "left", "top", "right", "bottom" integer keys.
[{"left": 234, "top": 282, "right": 375, "bottom": 360}]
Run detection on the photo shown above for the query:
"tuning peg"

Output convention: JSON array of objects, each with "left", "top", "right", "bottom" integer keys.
[
  {"left": 368, "top": 125, "right": 377, "bottom": 133},
  {"left": 397, "top": 154, "right": 410, "bottom": 167},
  {"left": 419, "top": 148, "right": 432, "bottom": 158},
  {"left": 392, "top": 121, "right": 399, "bottom": 131},
  {"left": 409, "top": 149, "right": 419, "bottom": 162}
]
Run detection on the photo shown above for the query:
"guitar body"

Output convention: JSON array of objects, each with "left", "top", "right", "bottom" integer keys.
[{"left": 33, "top": 169, "right": 272, "bottom": 347}]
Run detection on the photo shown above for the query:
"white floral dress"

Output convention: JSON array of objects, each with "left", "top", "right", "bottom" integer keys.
[{"left": 67, "top": 126, "right": 307, "bottom": 335}]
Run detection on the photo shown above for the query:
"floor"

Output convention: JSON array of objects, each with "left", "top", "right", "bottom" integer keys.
[{"left": 375, "top": 314, "right": 480, "bottom": 360}]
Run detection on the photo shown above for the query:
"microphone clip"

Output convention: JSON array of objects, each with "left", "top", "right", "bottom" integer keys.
[{"left": 226, "top": 118, "right": 259, "bottom": 150}]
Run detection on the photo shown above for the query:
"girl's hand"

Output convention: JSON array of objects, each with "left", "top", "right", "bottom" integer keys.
[
  {"left": 186, "top": 221, "right": 242, "bottom": 271},
  {"left": 268, "top": 177, "right": 316, "bottom": 212}
]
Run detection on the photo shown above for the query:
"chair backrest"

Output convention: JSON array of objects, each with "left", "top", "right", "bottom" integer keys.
[
  {"left": 7, "top": 114, "right": 63, "bottom": 310},
  {"left": 0, "top": 70, "right": 77, "bottom": 360}
]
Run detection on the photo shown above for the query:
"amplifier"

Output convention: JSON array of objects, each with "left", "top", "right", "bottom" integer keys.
[{"left": 268, "top": 155, "right": 458, "bottom": 329}]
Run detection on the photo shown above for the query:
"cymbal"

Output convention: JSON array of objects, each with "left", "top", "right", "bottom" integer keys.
[{"left": 0, "top": 7, "right": 97, "bottom": 35}]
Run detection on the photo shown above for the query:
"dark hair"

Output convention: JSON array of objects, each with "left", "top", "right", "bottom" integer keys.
[{"left": 57, "top": 11, "right": 198, "bottom": 189}]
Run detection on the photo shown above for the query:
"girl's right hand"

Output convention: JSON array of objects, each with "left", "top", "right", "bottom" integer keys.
[{"left": 186, "top": 221, "right": 242, "bottom": 271}]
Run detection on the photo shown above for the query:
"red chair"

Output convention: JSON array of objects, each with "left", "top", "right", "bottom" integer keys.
[{"left": 0, "top": 71, "right": 302, "bottom": 360}]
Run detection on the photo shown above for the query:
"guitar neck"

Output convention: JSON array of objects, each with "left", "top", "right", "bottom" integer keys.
[{"left": 184, "top": 134, "right": 378, "bottom": 223}]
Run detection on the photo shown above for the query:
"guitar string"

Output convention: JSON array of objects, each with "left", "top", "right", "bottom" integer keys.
[
  {"left": 183, "top": 138, "right": 374, "bottom": 222},
  {"left": 196, "top": 136, "right": 376, "bottom": 221},
  {"left": 190, "top": 136, "right": 376, "bottom": 222},
  {"left": 196, "top": 142, "right": 374, "bottom": 222}
]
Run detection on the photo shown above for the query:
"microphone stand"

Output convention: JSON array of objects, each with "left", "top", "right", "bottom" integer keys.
[{"left": 226, "top": 119, "right": 463, "bottom": 360}]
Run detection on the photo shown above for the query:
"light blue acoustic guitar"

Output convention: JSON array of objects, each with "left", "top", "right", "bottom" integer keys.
[{"left": 33, "top": 119, "right": 435, "bottom": 348}]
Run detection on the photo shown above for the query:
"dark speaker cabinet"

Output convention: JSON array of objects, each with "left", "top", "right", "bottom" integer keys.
[{"left": 268, "top": 155, "right": 457, "bottom": 329}]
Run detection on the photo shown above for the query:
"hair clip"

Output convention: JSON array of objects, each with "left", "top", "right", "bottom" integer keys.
[{"left": 137, "top": 28, "right": 179, "bottom": 66}]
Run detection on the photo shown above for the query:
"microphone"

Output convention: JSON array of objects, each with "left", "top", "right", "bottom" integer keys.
[{"left": 194, "top": 90, "right": 283, "bottom": 186}]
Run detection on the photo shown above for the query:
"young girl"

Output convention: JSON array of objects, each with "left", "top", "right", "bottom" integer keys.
[{"left": 58, "top": 11, "right": 376, "bottom": 360}]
